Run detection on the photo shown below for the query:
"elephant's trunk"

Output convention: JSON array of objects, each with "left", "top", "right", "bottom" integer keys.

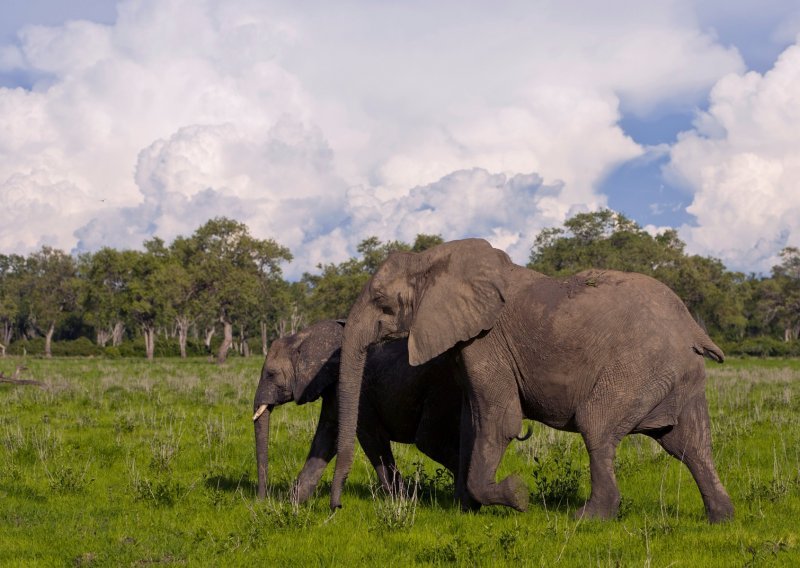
[
  {"left": 330, "top": 294, "right": 375, "bottom": 510},
  {"left": 254, "top": 404, "right": 272, "bottom": 499}
]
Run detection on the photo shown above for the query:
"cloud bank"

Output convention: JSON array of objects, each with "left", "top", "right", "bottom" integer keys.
[
  {"left": 669, "top": 39, "right": 800, "bottom": 272},
  {"left": 4, "top": 0, "right": 791, "bottom": 278}
]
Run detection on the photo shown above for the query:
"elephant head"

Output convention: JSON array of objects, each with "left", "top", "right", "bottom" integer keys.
[
  {"left": 330, "top": 238, "right": 510, "bottom": 509},
  {"left": 254, "top": 320, "right": 344, "bottom": 499}
]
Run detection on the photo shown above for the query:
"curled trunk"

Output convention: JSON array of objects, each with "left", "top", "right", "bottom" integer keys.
[{"left": 254, "top": 406, "right": 271, "bottom": 499}]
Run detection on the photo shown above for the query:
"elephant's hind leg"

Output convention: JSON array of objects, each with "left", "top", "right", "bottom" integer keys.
[
  {"left": 650, "top": 392, "right": 733, "bottom": 523},
  {"left": 574, "top": 369, "right": 674, "bottom": 520}
]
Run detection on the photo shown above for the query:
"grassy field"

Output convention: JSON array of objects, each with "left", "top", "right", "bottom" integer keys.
[{"left": 1, "top": 356, "right": 799, "bottom": 566}]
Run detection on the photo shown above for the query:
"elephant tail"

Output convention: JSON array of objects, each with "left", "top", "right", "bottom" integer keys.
[
  {"left": 693, "top": 336, "right": 725, "bottom": 363},
  {"left": 515, "top": 425, "right": 533, "bottom": 442}
]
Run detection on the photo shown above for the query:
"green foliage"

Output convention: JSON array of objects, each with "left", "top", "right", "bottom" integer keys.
[
  {"left": 6, "top": 336, "right": 103, "bottom": 357},
  {"left": 4, "top": 211, "right": 800, "bottom": 356},
  {"left": 530, "top": 447, "right": 583, "bottom": 507},
  {"left": 529, "top": 209, "right": 752, "bottom": 340},
  {"left": 723, "top": 337, "right": 800, "bottom": 357}
]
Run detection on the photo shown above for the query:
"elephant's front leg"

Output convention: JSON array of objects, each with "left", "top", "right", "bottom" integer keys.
[
  {"left": 292, "top": 395, "right": 338, "bottom": 504},
  {"left": 462, "top": 393, "right": 528, "bottom": 512}
]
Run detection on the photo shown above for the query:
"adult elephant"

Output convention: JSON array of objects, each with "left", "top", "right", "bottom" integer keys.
[
  {"left": 253, "top": 319, "right": 465, "bottom": 503},
  {"left": 331, "top": 238, "right": 734, "bottom": 523}
]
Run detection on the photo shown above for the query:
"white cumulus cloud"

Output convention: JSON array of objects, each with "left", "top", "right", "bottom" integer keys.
[
  {"left": 0, "top": 0, "right": 751, "bottom": 277},
  {"left": 668, "top": 39, "right": 800, "bottom": 272}
]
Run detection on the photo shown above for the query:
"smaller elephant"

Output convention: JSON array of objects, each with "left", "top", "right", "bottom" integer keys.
[{"left": 253, "top": 319, "right": 464, "bottom": 503}]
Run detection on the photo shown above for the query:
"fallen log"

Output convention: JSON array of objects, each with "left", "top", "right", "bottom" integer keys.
[{"left": 0, "top": 366, "right": 46, "bottom": 388}]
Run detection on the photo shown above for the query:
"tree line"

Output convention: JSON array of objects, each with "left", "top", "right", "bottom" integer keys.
[{"left": 1, "top": 212, "right": 798, "bottom": 360}]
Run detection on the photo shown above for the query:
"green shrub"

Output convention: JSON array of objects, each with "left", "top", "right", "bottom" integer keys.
[
  {"left": 725, "top": 337, "right": 800, "bottom": 357},
  {"left": 530, "top": 450, "right": 583, "bottom": 507},
  {"left": 52, "top": 337, "right": 102, "bottom": 357},
  {"left": 6, "top": 337, "right": 102, "bottom": 357}
]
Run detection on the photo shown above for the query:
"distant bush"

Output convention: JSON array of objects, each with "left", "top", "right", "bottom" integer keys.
[
  {"left": 6, "top": 337, "right": 102, "bottom": 357},
  {"left": 723, "top": 337, "right": 800, "bottom": 358},
  {"left": 116, "top": 337, "right": 211, "bottom": 358},
  {"left": 54, "top": 337, "right": 102, "bottom": 357},
  {"left": 6, "top": 338, "right": 45, "bottom": 356}
]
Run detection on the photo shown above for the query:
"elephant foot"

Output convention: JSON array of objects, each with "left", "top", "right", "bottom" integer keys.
[
  {"left": 290, "top": 482, "right": 314, "bottom": 505},
  {"left": 500, "top": 474, "right": 529, "bottom": 512},
  {"left": 458, "top": 491, "right": 482, "bottom": 512},
  {"left": 574, "top": 494, "right": 620, "bottom": 521},
  {"left": 466, "top": 474, "right": 529, "bottom": 511},
  {"left": 706, "top": 497, "right": 734, "bottom": 524}
]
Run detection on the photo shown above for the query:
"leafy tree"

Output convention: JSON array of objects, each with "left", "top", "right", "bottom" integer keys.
[
  {"left": 21, "top": 247, "right": 80, "bottom": 358},
  {"left": 0, "top": 254, "right": 25, "bottom": 354},
  {"left": 529, "top": 210, "right": 684, "bottom": 275},
  {"left": 125, "top": 249, "right": 169, "bottom": 360},
  {"left": 173, "top": 218, "right": 291, "bottom": 363},
  {"left": 79, "top": 248, "right": 136, "bottom": 347},
  {"left": 411, "top": 233, "right": 445, "bottom": 253},
  {"left": 528, "top": 210, "right": 748, "bottom": 340},
  {"left": 756, "top": 247, "right": 800, "bottom": 342}
]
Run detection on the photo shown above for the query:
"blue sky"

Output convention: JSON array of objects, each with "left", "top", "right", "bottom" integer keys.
[{"left": 1, "top": 0, "right": 799, "bottom": 277}]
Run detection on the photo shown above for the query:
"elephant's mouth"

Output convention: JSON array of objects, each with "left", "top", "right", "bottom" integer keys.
[{"left": 378, "top": 330, "right": 409, "bottom": 344}]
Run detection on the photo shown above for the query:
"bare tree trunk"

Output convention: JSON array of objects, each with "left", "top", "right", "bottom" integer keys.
[
  {"left": 204, "top": 326, "right": 216, "bottom": 352},
  {"left": 261, "top": 321, "right": 268, "bottom": 356},
  {"left": 176, "top": 316, "right": 190, "bottom": 359},
  {"left": 112, "top": 321, "right": 125, "bottom": 346},
  {"left": 217, "top": 317, "right": 233, "bottom": 364},
  {"left": 0, "top": 343, "right": 5, "bottom": 357},
  {"left": 2, "top": 322, "right": 13, "bottom": 346},
  {"left": 290, "top": 305, "right": 305, "bottom": 335},
  {"left": 239, "top": 324, "right": 250, "bottom": 357},
  {"left": 143, "top": 326, "right": 156, "bottom": 360},
  {"left": 44, "top": 321, "right": 55, "bottom": 358},
  {"left": 97, "top": 327, "right": 111, "bottom": 347}
]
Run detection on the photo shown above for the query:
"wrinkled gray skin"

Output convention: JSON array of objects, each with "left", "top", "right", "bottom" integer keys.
[
  {"left": 253, "top": 319, "right": 464, "bottom": 503},
  {"left": 332, "top": 238, "right": 734, "bottom": 523}
]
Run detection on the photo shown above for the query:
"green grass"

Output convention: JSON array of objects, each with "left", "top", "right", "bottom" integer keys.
[{"left": 1, "top": 356, "right": 799, "bottom": 566}]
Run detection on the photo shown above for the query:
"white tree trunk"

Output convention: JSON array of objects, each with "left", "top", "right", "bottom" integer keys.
[
  {"left": 44, "top": 321, "right": 55, "bottom": 358},
  {"left": 204, "top": 326, "right": 216, "bottom": 352},
  {"left": 217, "top": 317, "right": 233, "bottom": 364},
  {"left": 143, "top": 326, "right": 156, "bottom": 360},
  {"left": 176, "top": 315, "right": 190, "bottom": 359},
  {"left": 112, "top": 321, "right": 125, "bottom": 346},
  {"left": 1, "top": 322, "right": 13, "bottom": 346}
]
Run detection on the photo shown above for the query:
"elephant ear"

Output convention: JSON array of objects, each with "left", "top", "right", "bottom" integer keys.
[
  {"left": 292, "top": 321, "right": 344, "bottom": 404},
  {"left": 408, "top": 239, "right": 509, "bottom": 366}
]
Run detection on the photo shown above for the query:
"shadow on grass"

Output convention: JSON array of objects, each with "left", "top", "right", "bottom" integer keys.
[
  {"left": 203, "top": 473, "right": 255, "bottom": 494},
  {"left": 241, "top": 479, "right": 464, "bottom": 510}
]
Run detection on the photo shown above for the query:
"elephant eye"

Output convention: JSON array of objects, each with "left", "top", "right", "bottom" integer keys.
[{"left": 381, "top": 306, "right": 394, "bottom": 315}]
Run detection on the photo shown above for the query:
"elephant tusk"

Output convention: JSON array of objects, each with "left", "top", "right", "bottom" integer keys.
[{"left": 253, "top": 404, "right": 268, "bottom": 421}]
